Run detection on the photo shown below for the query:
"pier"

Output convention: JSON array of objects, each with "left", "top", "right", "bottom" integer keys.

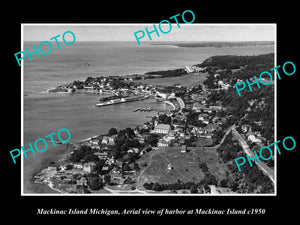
[{"left": 133, "top": 107, "right": 153, "bottom": 112}]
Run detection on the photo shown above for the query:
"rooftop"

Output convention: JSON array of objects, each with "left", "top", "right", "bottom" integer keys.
[{"left": 155, "top": 124, "right": 171, "bottom": 130}]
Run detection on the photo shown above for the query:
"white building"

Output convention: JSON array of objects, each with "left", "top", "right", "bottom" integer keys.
[
  {"left": 248, "top": 134, "right": 262, "bottom": 144},
  {"left": 154, "top": 124, "right": 171, "bottom": 134},
  {"left": 83, "top": 162, "right": 96, "bottom": 173},
  {"left": 158, "top": 139, "right": 169, "bottom": 147}
]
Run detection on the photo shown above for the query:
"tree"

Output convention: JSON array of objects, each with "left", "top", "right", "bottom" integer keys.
[
  {"left": 143, "top": 182, "right": 154, "bottom": 190},
  {"left": 83, "top": 154, "right": 99, "bottom": 163},
  {"left": 94, "top": 160, "right": 106, "bottom": 174},
  {"left": 108, "top": 128, "right": 118, "bottom": 136},
  {"left": 111, "top": 147, "right": 121, "bottom": 159},
  {"left": 145, "top": 133, "right": 159, "bottom": 147},
  {"left": 124, "top": 127, "right": 135, "bottom": 138},
  {"left": 133, "top": 163, "right": 140, "bottom": 171},
  {"left": 104, "top": 174, "right": 111, "bottom": 184},
  {"left": 69, "top": 145, "right": 93, "bottom": 163},
  {"left": 190, "top": 184, "right": 198, "bottom": 193},
  {"left": 220, "top": 178, "right": 229, "bottom": 187},
  {"left": 123, "top": 163, "right": 131, "bottom": 171},
  {"left": 66, "top": 164, "right": 73, "bottom": 170},
  {"left": 158, "top": 114, "right": 171, "bottom": 125},
  {"left": 199, "top": 162, "right": 209, "bottom": 173},
  {"left": 89, "top": 177, "right": 103, "bottom": 190},
  {"left": 153, "top": 182, "right": 163, "bottom": 191}
]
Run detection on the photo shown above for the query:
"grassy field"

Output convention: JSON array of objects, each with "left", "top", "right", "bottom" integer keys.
[
  {"left": 136, "top": 145, "right": 229, "bottom": 187},
  {"left": 133, "top": 72, "right": 209, "bottom": 87}
]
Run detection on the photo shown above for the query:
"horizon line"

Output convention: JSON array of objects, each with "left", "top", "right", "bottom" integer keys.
[{"left": 23, "top": 40, "right": 275, "bottom": 43}]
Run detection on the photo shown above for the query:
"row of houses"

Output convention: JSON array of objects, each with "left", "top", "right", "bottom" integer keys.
[{"left": 192, "top": 102, "right": 223, "bottom": 113}]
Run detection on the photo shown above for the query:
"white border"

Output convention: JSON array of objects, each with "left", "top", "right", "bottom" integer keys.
[{"left": 21, "top": 23, "right": 277, "bottom": 196}]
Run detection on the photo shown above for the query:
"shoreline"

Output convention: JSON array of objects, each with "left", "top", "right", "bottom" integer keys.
[
  {"left": 26, "top": 95, "right": 170, "bottom": 194},
  {"left": 27, "top": 69, "right": 200, "bottom": 194},
  {"left": 27, "top": 143, "right": 78, "bottom": 194}
]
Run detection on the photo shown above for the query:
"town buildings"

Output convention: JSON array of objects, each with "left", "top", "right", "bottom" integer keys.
[{"left": 154, "top": 124, "right": 171, "bottom": 134}]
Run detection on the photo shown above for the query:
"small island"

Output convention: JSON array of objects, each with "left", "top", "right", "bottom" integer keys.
[{"left": 36, "top": 53, "right": 275, "bottom": 194}]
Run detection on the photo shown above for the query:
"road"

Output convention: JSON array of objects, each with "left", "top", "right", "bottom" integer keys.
[
  {"left": 204, "top": 125, "right": 235, "bottom": 151},
  {"left": 176, "top": 97, "right": 185, "bottom": 109},
  {"left": 231, "top": 126, "right": 275, "bottom": 184},
  {"left": 135, "top": 153, "right": 153, "bottom": 189}
]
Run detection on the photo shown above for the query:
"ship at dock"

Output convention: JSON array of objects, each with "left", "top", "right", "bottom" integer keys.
[{"left": 95, "top": 95, "right": 149, "bottom": 107}]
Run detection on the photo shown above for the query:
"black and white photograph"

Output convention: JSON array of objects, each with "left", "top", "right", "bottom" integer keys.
[
  {"left": 4, "top": 4, "right": 298, "bottom": 220},
  {"left": 21, "top": 24, "right": 276, "bottom": 195}
]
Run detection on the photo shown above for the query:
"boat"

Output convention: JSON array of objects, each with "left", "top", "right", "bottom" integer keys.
[
  {"left": 133, "top": 107, "right": 153, "bottom": 112},
  {"left": 98, "top": 95, "right": 119, "bottom": 102},
  {"left": 124, "top": 95, "right": 148, "bottom": 102},
  {"left": 95, "top": 95, "right": 149, "bottom": 107}
]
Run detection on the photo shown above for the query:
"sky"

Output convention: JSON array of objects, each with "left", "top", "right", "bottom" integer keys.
[{"left": 23, "top": 24, "right": 276, "bottom": 42}]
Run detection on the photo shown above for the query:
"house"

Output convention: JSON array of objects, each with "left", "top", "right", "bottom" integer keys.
[
  {"left": 192, "top": 102, "right": 206, "bottom": 112},
  {"left": 214, "top": 73, "right": 220, "bottom": 78},
  {"left": 83, "top": 85, "right": 94, "bottom": 89},
  {"left": 106, "top": 157, "right": 115, "bottom": 165},
  {"left": 163, "top": 131, "right": 176, "bottom": 142},
  {"left": 167, "top": 164, "right": 173, "bottom": 171},
  {"left": 208, "top": 185, "right": 221, "bottom": 194},
  {"left": 209, "top": 105, "right": 223, "bottom": 111},
  {"left": 83, "top": 162, "right": 96, "bottom": 173},
  {"left": 132, "top": 148, "right": 139, "bottom": 153},
  {"left": 111, "top": 174, "right": 123, "bottom": 184},
  {"left": 217, "top": 80, "right": 230, "bottom": 90},
  {"left": 94, "top": 152, "right": 108, "bottom": 160},
  {"left": 198, "top": 115, "right": 204, "bottom": 121},
  {"left": 136, "top": 134, "right": 146, "bottom": 143},
  {"left": 178, "top": 137, "right": 186, "bottom": 144},
  {"left": 254, "top": 121, "right": 263, "bottom": 126},
  {"left": 247, "top": 134, "right": 262, "bottom": 144},
  {"left": 101, "top": 136, "right": 115, "bottom": 145},
  {"left": 202, "top": 134, "right": 212, "bottom": 139},
  {"left": 254, "top": 131, "right": 262, "bottom": 137},
  {"left": 158, "top": 139, "right": 169, "bottom": 147},
  {"left": 89, "top": 139, "right": 100, "bottom": 150},
  {"left": 128, "top": 148, "right": 139, "bottom": 154},
  {"left": 241, "top": 125, "right": 249, "bottom": 133},
  {"left": 217, "top": 80, "right": 224, "bottom": 86},
  {"left": 156, "top": 91, "right": 168, "bottom": 99},
  {"left": 181, "top": 145, "right": 187, "bottom": 153},
  {"left": 192, "top": 127, "right": 205, "bottom": 136},
  {"left": 102, "top": 166, "right": 109, "bottom": 172},
  {"left": 48, "top": 163, "right": 58, "bottom": 171},
  {"left": 167, "top": 93, "right": 176, "bottom": 99},
  {"left": 73, "top": 163, "right": 83, "bottom": 170},
  {"left": 179, "top": 132, "right": 185, "bottom": 138},
  {"left": 154, "top": 124, "right": 171, "bottom": 134},
  {"left": 202, "top": 119, "right": 210, "bottom": 125}
]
